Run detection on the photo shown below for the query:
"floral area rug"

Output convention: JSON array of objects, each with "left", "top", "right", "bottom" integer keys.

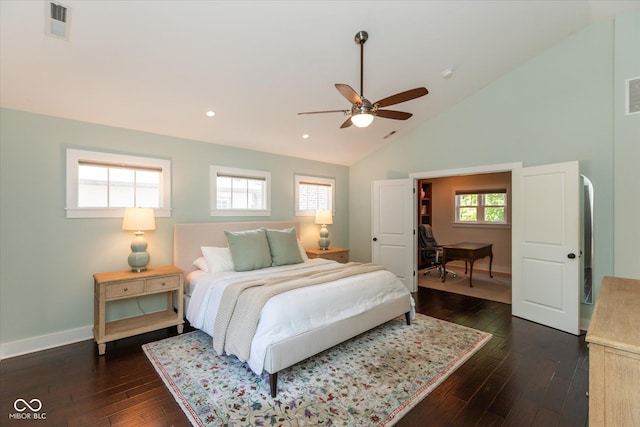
[{"left": 143, "top": 314, "right": 492, "bottom": 426}]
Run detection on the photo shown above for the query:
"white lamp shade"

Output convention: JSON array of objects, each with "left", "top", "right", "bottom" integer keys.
[
  {"left": 351, "top": 113, "right": 374, "bottom": 128},
  {"left": 314, "top": 210, "right": 333, "bottom": 225},
  {"left": 122, "top": 207, "right": 156, "bottom": 231}
]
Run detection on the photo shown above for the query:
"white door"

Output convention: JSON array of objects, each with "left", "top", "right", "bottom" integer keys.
[
  {"left": 512, "top": 161, "right": 581, "bottom": 335},
  {"left": 372, "top": 179, "right": 416, "bottom": 292}
]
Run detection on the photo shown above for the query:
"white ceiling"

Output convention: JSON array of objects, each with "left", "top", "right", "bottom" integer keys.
[{"left": 1, "top": 1, "right": 638, "bottom": 166}]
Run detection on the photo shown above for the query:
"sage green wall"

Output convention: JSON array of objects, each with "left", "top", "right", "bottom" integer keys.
[
  {"left": 0, "top": 110, "right": 349, "bottom": 346},
  {"left": 350, "top": 16, "right": 638, "bottom": 318},
  {"left": 613, "top": 13, "right": 640, "bottom": 279}
]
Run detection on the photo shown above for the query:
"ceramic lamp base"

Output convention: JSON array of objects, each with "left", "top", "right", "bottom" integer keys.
[
  {"left": 318, "top": 225, "right": 330, "bottom": 250},
  {"left": 128, "top": 232, "right": 150, "bottom": 272}
]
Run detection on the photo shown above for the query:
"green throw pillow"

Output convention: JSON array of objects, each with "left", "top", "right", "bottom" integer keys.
[
  {"left": 266, "top": 228, "right": 304, "bottom": 266},
  {"left": 224, "top": 228, "right": 273, "bottom": 271}
]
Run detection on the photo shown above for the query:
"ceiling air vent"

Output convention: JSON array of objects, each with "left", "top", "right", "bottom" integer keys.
[{"left": 45, "top": 1, "right": 71, "bottom": 40}]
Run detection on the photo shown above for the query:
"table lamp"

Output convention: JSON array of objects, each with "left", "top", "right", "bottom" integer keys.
[
  {"left": 315, "top": 210, "right": 333, "bottom": 250},
  {"left": 122, "top": 207, "right": 156, "bottom": 272}
]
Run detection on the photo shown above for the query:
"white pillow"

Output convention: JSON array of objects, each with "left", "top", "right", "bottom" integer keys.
[
  {"left": 192, "top": 256, "right": 209, "bottom": 272},
  {"left": 201, "top": 246, "right": 235, "bottom": 272},
  {"left": 298, "top": 239, "right": 309, "bottom": 261}
]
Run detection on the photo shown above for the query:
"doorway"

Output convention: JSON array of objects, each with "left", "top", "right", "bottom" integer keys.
[
  {"left": 416, "top": 172, "right": 512, "bottom": 304},
  {"left": 376, "top": 161, "right": 582, "bottom": 334}
]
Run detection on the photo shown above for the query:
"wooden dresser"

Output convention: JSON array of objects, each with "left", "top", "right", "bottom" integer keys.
[{"left": 586, "top": 276, "right": 640, "bottom": 426}]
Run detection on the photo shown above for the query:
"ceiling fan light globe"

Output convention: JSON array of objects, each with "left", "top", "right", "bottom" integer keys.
[{"left": 351, "top": 113, "right": 374, "bottom": 128}]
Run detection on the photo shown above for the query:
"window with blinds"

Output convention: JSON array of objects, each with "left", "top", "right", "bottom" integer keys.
[
  {"left": 295, "top": 175, "right": 335, "bottom": 216},
  {"left": 66, "top": 149, "right": 171, "bottom": 218}
]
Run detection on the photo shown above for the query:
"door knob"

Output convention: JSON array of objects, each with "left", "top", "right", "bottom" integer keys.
[
  {"left": 567, "top": 253, "right": 576, "bottom": 259},
  {"left": 372, "top": 237, "right": 378, "bottom": 242}
]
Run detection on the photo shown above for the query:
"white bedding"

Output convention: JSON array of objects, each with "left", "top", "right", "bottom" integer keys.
[{"left": 186, "top": 258, "right": 412, "bottom": 374}]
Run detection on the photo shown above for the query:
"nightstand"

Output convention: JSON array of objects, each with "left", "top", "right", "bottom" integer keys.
[
  {"left": 305, "top": 247, "right": 349, "bottom": 263},
  {"left": 93, "top": 265, "right": 184, "bottom": 355}
]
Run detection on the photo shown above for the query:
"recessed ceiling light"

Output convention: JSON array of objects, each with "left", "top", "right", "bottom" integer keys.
[
  {"left": 302, "top": 134, "right": 310, "bottom": 139},
  {"left": 206, "top": 110, "right": 216, "bottom": 117},
  {"left": 441, "top": 68, "right": 454, "bottom": 79}
]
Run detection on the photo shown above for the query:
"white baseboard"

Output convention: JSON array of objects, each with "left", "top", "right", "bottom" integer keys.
[{"left": 0, "top": 325, "right": 93, "bottom": 360}]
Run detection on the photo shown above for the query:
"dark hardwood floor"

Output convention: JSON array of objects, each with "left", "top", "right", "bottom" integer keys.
[{"left": 0, "top": 287, "right": 589, "bottom": 426}]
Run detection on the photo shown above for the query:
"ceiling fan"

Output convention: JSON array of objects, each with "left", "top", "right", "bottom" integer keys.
[{"left": 298, "top": 31, "right": 428, "bottom": 129}]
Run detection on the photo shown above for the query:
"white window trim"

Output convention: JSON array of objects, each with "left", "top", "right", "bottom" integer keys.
[
  {"left": 210, "top": 165, "right": 271, "bottom": 217},
  {"left": 66, "top": 149, "right": 171, "bottom": 218},
  {"left": 452, "top": 185, "right": 510, "bottom": 226},
  {"left": 294, "top": 174, "right": 336, "bottom": 217}
]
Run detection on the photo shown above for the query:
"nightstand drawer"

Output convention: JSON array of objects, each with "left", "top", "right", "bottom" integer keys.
[
  {"left": 324, "top": 251, "right": 348, "bottom": 262},
  {"left": 146, "top": 275, "right": 180, "bottom": 292},
  {"left": 105, "top": 280, "right": 144, "bottom": 299}
]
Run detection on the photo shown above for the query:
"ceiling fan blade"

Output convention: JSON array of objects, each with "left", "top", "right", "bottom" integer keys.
[
  {"left": 340, "top": 116, "right": 353, "bottom": 129},
  {"left": 297, "top": 109, "right": 350, "bottom": 115},
  {"left": 376, "top": 109, "right": 413, "bottom": 120},
  {"left": 374, "top": 87, "right": 428, "bottom": 108},
  {"left": 335, "top": 84, "right": 363, "bottom": 105}
]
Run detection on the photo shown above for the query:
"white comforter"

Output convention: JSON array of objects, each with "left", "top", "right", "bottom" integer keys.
[{"left": 186, "top": 258, "right": 412, "bottom": 374}]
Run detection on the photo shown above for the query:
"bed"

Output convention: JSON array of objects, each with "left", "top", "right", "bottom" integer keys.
[{"left": 173, "top": 221, "right": 413, "bottom": 397}]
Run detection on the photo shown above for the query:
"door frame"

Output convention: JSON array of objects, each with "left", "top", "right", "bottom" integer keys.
[{"left": 409, "top": 162, "right": 523, "bottom": 181}]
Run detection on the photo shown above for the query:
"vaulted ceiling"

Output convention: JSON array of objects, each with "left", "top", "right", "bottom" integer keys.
[{"left": 1, "top": 1, "right": 638, "bottom": 165}]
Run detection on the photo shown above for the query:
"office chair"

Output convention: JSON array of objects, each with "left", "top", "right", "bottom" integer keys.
[{"left": 418, "top": 224, "right": 456, "bottom": 279}]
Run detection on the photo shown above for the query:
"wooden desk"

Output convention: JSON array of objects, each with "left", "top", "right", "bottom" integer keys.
[{"left": 441, "top": 243, "right": 493, "bottom": 287}]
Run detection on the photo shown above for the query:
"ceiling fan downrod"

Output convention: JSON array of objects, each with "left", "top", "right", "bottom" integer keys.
[{"left": 354, "top": 31, "right": 368, "bottom": 97}]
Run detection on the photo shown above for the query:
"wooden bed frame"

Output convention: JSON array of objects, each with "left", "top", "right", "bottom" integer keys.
[{"left": 173, "top": 221, "right": 412, "bottom": 397}]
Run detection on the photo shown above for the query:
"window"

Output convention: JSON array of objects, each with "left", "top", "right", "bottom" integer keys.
[
  {"left": 78, "top": 163, "right": 160, "bottom": 208},
  {"left": 295, "top": 175, "right": 335, "bottom": 216},
  {"left": 210, "top": 166, "right": 271, "bottom": 216},
  {"left": 455, "top": 189, "right": 508, "bottom": 224},
  {"left": 66, "top": 149, "right": 171, "bottom": 218}
]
